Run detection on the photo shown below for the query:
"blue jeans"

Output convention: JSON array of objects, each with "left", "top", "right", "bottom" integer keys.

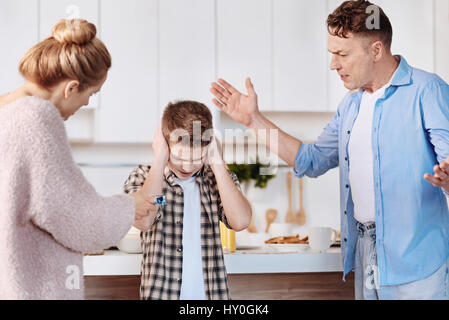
[{"left": 354, "top": 221, "right": 449, "bottom": 300}]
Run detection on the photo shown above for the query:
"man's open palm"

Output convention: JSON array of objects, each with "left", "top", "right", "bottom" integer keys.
[{"left": 210, "top": 77, "right": 259, "bottom": 127}]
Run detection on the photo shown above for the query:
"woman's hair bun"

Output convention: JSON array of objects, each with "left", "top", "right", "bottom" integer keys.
[
  {"left": 20, "top": 18, "right": 111, "bottom": 91},
  {"left": 52, "top": 19, "right": 96, "bottom": 45}
]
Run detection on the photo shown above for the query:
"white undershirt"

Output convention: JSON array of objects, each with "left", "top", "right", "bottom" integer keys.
[
  {"left": 348, "top": 78, "right": 393, "bottom": 224},
  {"left": 174, "top": 176, "right": 206, "bottom": 300}
]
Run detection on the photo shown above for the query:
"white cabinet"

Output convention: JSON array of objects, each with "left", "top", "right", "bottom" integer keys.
[
  {"left": 216, "top": 0, "right": 329, "bottom": 112},
  {"left": 97, "top": 0, "right": 158, "bottom": 143},
  {"left": 273, "top": 0, "right": 328, "bottom": 112},
  {"left": 375, "top": 0, "right": 434, "bottom": 72},
  {"left": 65, "top": 109, "right": 95, "bottom": 143},
  {"left": 0, "top": 0, "right": 38, "bottom": 94},
  {"left": 435, "top": 0, "right": 449, "bottom": 84},
  {"left": 158, "top": 0, "right": 216, "bottom": 120},
  {"left": 217, "top": 0, "right": 273, "bottom": 111}
]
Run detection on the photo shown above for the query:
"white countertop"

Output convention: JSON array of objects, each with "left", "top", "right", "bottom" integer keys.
[{"left": 83, "top": 247, "right": 343, "bottom": 276}]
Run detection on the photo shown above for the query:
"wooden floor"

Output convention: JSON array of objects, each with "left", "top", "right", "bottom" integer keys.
[{"left": 84, "top": 272, "right": 355, "bottom": 300}]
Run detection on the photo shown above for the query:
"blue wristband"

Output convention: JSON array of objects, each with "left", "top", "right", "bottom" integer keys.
[{"left": 152, "top": 195, "right": 166, "bottom": 206}]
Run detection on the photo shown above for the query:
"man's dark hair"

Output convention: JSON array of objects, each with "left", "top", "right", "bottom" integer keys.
[{"left": 327, "top": 0, "right": 393, "bottom": 51}]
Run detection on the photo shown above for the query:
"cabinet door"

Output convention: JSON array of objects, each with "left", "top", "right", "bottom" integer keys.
[
  {"left": 375, "top": 0, "right": 434, "bottom": 72},
  {"left": 64, "top": 109, "right": 94, "bottom": 143},
  {"left": 158, "top": 0, "right": 216, "bottom": 121},
  {"left": 273, "top": 0, "right": 328, "bottom": 112},
  {"left": 435, "top": 0, "right": 449, "bottom": 83},
  {"left": 97, "top": 0, "right": 158, "bottom": 143},
  {"left": 327, "top": 0, "right": 435, "bottom": 111},
  {"left": 0, "top": 0, "right": 38, "bottom": 94},
  {"left": 217, "top": 0, "right": 272, "bottom": 111}
]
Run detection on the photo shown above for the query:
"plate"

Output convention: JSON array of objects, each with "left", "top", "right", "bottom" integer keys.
[
  {"left": 236, "top": 245, "right": 262, "bottom": 250},
  {"left": 265, "top": 243, "right": 309, "bottom": 252}
]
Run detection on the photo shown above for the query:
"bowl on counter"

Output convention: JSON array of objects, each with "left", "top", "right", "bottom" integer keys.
[
  {"left": 236, "top": 230, "right": 267, "bottom": 248},
  {"left": 265, "top": 243, "right": 309, "bottom": 253},
  {"left": 117, "top": 233, "right": 142, "bottom": 254}
]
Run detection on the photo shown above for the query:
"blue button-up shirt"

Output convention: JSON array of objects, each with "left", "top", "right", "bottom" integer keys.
[{"left": 294, "top": 56, "right": 449, "bottom": 286}]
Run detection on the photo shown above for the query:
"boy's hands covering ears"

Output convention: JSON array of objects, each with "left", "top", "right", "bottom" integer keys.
[
  {"left": 206, "top": 136, "right": 225, "bottom": 168},
  {"left": 153, "top": 123, "right": 169, "bottom": 164}
]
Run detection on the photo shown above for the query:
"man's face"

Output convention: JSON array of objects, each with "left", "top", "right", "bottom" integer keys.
[
  {"left": 168, "top": 143, "right": 209, "bottom": 180},
  {"left": 328, "top": 30, "right": 374, "bottom": 91}
]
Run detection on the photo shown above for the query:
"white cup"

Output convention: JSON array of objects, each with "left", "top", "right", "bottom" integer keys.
[
  {"left": 269, "top": 223, "right": 293, "bottom": 237},
  {"left": 308, "top": 227, "right": 337, "bottom": 252}
]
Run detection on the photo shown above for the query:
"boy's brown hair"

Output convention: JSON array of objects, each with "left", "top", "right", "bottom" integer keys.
[
  {"left": 327, "top": 0, "right": 393, "bottom": 51},
  {"left": 161, "top": 100, "right": 213, "bottom": 147}
]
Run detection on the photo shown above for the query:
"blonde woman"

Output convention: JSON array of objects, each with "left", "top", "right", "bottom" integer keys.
[{"left": 0, "top": 19, "right": 157, "bottom": 299}]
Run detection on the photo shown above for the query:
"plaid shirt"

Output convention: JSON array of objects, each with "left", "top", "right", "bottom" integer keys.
[{"left": 123, "top": 164, "right": 241, "bottom": 300}]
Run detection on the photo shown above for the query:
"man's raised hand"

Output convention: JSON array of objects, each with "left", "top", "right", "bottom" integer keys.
[{"left": 210, "top": 77, "right": 260, "bottom": 128}]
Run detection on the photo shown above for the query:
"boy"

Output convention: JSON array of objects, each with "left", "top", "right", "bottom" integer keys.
[{"left": 123, "top": 100, "right": 252, "bottom": 300}]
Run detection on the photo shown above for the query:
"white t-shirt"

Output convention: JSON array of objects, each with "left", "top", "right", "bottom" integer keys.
[
  {"left": 174, "top": 176, "right": 206, "bottom": 300},
  {"left": 348, "top": 77, "right": 394, "bottom": 224}
]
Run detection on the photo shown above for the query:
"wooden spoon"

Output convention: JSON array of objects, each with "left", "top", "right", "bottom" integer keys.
[
  {"left": 295, "top": 178, "right": 306, "bottom": 225},
  {"left": 285, "top": 171, "right": 295, "bottom": 223},
  {"left": 265, "top": 209, "right": 277, "bottom": 233}
]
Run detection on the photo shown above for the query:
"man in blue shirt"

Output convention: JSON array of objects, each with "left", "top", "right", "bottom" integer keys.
[{"left": 210, "top": 0, "right": 449, "bottom": 299}]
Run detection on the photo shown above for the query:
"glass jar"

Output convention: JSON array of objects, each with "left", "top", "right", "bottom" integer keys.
[{"left": 220, "top": 221, "right": 236, "bottom": 253}]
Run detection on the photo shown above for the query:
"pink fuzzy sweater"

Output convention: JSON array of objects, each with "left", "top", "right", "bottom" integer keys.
[{"left": 0, "top": 96, "right": 135, "bottom": 299}]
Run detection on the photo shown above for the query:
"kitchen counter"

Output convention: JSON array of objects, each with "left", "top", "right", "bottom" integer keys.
[{"left": 83, "top": 247, "right": 343, "bottom": 276}]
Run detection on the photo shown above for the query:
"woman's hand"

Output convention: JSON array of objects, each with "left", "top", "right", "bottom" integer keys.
[
  {"left": 133, "top": 214, "right": 153, "bottom": 232},
  {"left": 131, "top": 190, "right": 157, "bottom": 221},
  {"left": 210, "top": 77, "right": 261, "bottom": 128}
]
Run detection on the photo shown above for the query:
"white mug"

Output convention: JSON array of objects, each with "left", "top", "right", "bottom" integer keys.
[
  {"left": 269, "top": 223, "right": 293, "bottom": 237},
  {"left": 308, "top": 227, "right": 337, "bottom": 252}
]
